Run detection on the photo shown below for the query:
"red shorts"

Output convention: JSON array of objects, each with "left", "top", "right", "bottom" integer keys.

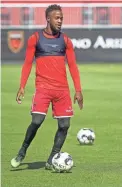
[{"left": 31, "top": 88, "right": 73, "bottom": 118}]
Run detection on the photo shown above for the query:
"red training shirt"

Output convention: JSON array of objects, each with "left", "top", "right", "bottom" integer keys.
[{"left": 20, "top": 30, "right": 82, "bottom": 92}]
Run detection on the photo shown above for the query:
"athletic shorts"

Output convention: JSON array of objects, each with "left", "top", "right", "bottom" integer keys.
[{"left": 31, "top": 88, "right": 73, "bottom": 118}]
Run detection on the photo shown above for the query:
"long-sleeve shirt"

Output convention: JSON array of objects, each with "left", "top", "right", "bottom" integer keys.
[{"left": 20, "top": 30, "right": 82, "bottom": 92}]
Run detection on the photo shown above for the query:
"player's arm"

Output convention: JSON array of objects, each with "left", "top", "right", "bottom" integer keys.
[
  {"left": 16, "top": 34, "right": 37, "bottom": 104},
  {"left": 65, "top": 36, "right": 83, "bottom": 110}
]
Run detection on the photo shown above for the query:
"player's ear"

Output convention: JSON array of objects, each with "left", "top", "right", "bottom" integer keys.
[{"left": 47, "top": 16, "right": 50, "bottom": 23}]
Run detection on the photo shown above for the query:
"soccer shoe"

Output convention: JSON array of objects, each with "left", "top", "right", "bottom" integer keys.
[
  {"left": 11, "top": 154, "right": 25, "bottom": 168},
  {"left": 45, "top": 162, "right": 53, "bottom": 170}
]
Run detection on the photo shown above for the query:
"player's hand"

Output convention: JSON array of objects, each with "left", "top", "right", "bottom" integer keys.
[
  {"left": 16, "top": 87, "right": 25, "bottom": 104},
  {"left": 74, "top": 91, "right": 83, "bottom": 110}
]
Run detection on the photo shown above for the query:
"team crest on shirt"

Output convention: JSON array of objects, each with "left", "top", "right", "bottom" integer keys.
[{"left": 8, "top": 31, "right": 24, "bottom": 53}]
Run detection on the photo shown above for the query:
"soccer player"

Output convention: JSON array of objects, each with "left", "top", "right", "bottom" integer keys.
[{"left": 11, "top": 4, "right": 83, "bottom": 170}]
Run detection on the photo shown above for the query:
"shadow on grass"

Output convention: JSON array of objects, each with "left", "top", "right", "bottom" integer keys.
[
  {"left": 76, "top": 143, "right": 95, "bottom": 146},
  {"left": 51, "top": 171, "right": 73, "bottom": 174},
  {"left": 10, "top": 161, "right": 46, "bottom": 171},
  {"left": 51, "top": 165, "right": 76, "bottom": 174}
]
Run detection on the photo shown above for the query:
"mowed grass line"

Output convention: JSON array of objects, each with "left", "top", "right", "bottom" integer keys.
[{"left": 1, "top": 63, "right": 122, "bottom": 187}]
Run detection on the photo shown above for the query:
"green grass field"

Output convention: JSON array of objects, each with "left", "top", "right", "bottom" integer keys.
[{"left": 1, "top": 63, "right": 122, "bottom": 187}]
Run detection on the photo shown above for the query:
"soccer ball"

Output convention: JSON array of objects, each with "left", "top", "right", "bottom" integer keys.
[
  {"left": 77, "top": 128, "right": 95, "bottom": 145},
  {"left": 52, "top": 152, "right": 73, "bottom": 172}
]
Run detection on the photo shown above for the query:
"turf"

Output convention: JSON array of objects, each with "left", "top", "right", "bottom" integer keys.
[{"left": 1, "top": 63, "right": 122, "bottom": 187}]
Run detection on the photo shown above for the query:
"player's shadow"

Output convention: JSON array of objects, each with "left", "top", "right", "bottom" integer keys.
[
  {"left": 10, "top": 161, "right": 46, "bottom": 171},
  {"left": 77, "top": 143, "right": 94, "bottom": 146},
  {"left": 51, "top": 171, "right": 72, "bottom": 174}
]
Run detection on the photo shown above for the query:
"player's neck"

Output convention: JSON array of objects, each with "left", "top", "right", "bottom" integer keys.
[{"left": 44, "top": 27, "right": 59, "bottom": 36}]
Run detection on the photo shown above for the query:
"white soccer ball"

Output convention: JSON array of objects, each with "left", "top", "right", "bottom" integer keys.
[
  {"left": 52, "top": 152, "right": 73, "bottom": 172},
  {"left": 77, "top": 128, "right": 95, "bottom": 145}
]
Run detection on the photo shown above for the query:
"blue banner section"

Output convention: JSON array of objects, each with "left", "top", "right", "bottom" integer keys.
[{"left": 1, "top": 29, "right": 122, "bottom": 63}]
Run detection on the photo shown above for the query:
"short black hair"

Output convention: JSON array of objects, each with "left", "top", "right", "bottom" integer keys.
[{"left": 45, "top": 4, "right": 62, "bottom": 19}]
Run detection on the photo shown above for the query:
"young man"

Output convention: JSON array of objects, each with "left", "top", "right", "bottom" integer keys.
[{"left": 11, "top": 4, "right": 83, "bottom": 170}]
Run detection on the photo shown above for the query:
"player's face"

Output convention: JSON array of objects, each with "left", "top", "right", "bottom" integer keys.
[{"left": 48, "top": 10, "right": 63, "bottom": 33}]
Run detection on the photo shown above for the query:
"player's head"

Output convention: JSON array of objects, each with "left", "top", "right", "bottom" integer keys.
[{"left": 45, "top": 4, "right": 63, "bottom": 33}]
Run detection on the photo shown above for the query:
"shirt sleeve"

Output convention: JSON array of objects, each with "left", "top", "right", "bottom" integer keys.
[
  {"left": 20, "top": 34, "right": 37, "bottom": 89},
  {"left": 64, "top": 35, "right": 82, "bottom": 92}
]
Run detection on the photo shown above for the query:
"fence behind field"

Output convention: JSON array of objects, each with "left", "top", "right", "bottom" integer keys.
[{"left": 1, "top": 3, "right": 122, "bottom": 63}]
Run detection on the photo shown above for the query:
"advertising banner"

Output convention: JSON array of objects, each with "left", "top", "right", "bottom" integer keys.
[{"left": 1, "top": 29, "right": 122, "bottom": 63}]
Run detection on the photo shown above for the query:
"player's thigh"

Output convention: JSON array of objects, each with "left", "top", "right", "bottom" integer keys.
[
  {"left": 31, "top": 88, "right": 51, "bottom": 115},
  {"left": 52, "top": 90, "right": 73, "bottom": 118}
]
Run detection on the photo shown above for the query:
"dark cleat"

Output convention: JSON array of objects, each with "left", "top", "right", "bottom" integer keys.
[
  {"left": 45, "top": 163, "right": 53, "bottom": 170},
  {"left": 11, "top": 154, "right": 25, "bottom": 168}
]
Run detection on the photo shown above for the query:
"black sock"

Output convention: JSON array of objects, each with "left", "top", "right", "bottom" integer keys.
[
  {"left": 47, "top": 118, "right": 70, "bottom": 164},
  {"left": 18, "top": 123, "right": 39, "bottom": 155},
  {"left": 47, "top": 127, "right": 68, "bottom": 164},
  {"left": 18, "top": 113, "right": 45, "bottom": 156}
]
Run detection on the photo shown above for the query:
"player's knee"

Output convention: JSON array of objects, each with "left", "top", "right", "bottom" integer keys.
[
  {"left": 32, "top": 113, "right": 45, "bottom": 127},
  {"left": 58, "top": 118, "right": 70, "bottom": 131}
]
